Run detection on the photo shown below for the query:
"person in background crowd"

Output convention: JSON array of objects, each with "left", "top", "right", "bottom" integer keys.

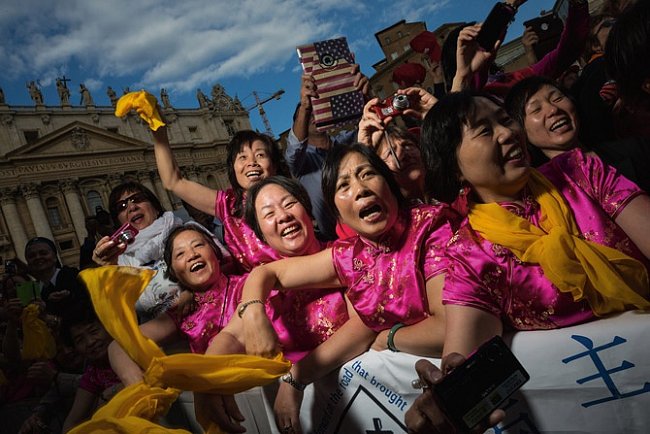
[
  {"left": 285, "top": 69, "right": 369, "bottom": 240},
  {"left": 504, "top": 75, "right": 650, "bottom": 192},
  {"left": 92, "top": 181, "right": 189, "bottom": 321}
]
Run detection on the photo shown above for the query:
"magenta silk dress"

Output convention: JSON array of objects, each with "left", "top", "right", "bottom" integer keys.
[
  {"left": 214, "top": 189, "right": 281, "bottom": 271},
  {"left": 170, "top": 265, "right": 349, "bottom": 362},
  {"left": 444, "top": 149, "right": 649, "bottom": 330},
  {"left": 332, "top": 203, "right": 456, "bottom": 332},
  {"left": 169, "top": 273, "right": 245, "bottom": 354}
]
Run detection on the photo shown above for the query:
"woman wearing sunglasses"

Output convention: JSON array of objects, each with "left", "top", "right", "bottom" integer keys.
[{"left": 92, "top": 181, "right": 188, "bottom": 320}]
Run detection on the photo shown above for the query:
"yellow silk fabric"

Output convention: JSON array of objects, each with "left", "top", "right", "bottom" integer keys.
[
  {"left": 70, "top": 266, "right": 290, "bottom": 434},
  {"left": 21, "top": 303, "right": 56, "bottom": 360},
  {"left": 115, "top": 90, "right": 165, "bottom": 131},
  {"left": 468, "top": 169, "right": 650, "bottom": 316}
]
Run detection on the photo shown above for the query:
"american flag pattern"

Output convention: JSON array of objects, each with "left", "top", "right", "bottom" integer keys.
[{"left": 297, "top": 37, "right": 364, "bottom": 131}]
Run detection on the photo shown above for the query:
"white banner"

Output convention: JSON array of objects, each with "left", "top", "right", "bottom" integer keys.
[{"left": 246, "top": 311, "right": 650, "bottom": 433}]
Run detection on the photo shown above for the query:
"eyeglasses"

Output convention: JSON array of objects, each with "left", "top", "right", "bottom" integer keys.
[{"left": 114, "top": 192, "right": 148, "bottom": 214}]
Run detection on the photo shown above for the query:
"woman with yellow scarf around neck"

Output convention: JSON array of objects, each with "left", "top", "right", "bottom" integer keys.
[{"left": 421, "top": 91, "right": 650, "bottom": 358}]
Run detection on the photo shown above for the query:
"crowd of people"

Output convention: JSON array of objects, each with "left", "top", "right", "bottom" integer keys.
[{"left": 2, "top": 0, "right": 650, "bottom": 432}]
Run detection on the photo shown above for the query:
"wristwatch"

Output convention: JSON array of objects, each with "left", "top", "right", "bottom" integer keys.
[{"left": 281, "top": 371, "right": 307, "bottom": 391}]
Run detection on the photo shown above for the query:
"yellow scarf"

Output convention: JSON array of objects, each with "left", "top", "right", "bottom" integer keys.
[
  {"left": 70, "top": 266, "right": 290, "bottom": 434},
  {"left": 21, "top": 303, "right": 56, "bottom": 360},
  {"left": 468, "top": 169, "right": 650, "bottom": 316},
  {"left": 115, "top": 90, "right": 165, "bottom": 131}
]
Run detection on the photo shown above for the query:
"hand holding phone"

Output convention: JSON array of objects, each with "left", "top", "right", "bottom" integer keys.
[
  {"left": 432, "top": 336, "right": 529, "bottom": 431},
  {"left": 110, "top": 222, "right": 139, "bottom": 246}
]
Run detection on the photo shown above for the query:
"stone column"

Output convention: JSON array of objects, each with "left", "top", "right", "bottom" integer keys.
[
  {"left": 0, "top": 188, "right": 29, "bottom": 261},
  {"left": 136, "top": 171, "right": 156, "bottom": 193},
  {"left": 152, "top": 173, "right": 174, "bottom": 211},
  {"left": 21, "top": 183, "right": 55, "bottom": 241},
  {"left": 60, "top": 180, "right": 86, "bottom": 244}
]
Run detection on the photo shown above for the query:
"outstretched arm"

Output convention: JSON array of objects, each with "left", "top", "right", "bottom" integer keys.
[{"left": 151, "top": 126, "right": 218, "bottom": 215}]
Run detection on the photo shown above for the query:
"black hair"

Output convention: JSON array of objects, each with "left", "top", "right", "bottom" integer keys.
[
  {"left": 383, "top": 123, "right": 420, "bottom": 147},
  {"left": 421, "top": 91, "right": 504, "bottom": 203},
  {"left": 163, "top": 223, "right": 223, "bottom": 285},
  {"left": 60, "top": 302, "right": 100, "bottom": 347},
  {"left": 504, "top": 76, "right": 575, "bottom": 167},
  {"left": 108, "top": 181, "right": 164, "bottom": 225},
  {"left": 605, "top": 1, "right": 650, "bottom": 106},
  {"left": 441, "top": 23, "right": 474, "bottom": 92},
  {"left": 225, "top": 130, "right": 290, "bottom": 218},
  {"left": 321, "top": 142, "right": 406, "bottom": 219},
  {"left": 244, "top": 176, "right": 314, "bottom": 242}
]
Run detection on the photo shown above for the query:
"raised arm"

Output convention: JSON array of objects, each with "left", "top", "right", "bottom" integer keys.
[{"left": 151, "top": 126, "right": 218, "bottom": 215}]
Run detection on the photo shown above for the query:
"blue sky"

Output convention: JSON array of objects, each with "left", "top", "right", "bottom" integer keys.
[{"left": 0, "top": 0, "right": 555, "bottom": 136}]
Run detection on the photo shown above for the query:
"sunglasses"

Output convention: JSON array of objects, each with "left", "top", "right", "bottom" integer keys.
[{"left": 114, "top": 192, "right": 148, "bottom": 213}]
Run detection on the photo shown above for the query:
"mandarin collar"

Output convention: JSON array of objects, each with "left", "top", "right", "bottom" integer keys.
[{"left": 358, "top": 208, "right": 408, "bottom": 254}]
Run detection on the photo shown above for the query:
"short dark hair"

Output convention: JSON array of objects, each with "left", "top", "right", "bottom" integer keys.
[
  {"left": 244, "top": 176, "right": 314, "bottom": 242},
  {"left": 163, "top": 223, "right": 223, "bottom": 285},
  {"left": 605, "top": 1, "right": 650, "bottom": 106},
  {"left": 321, "top": 142, "right": 406, "bottom": 219},
  {"left": 225, "top": 130, "right": 290, "bottom": 218},
  {"left": 421, "top": 91, "right": 504, "bottom": 203},
  {"left": 504, "top": 76, "right": 575, "bottom": 167},
  {"left": 60, "top": 303, "right": 100, "bottom": 347},
  {"left": 108, "top": 181, "right": 164, "bottom": 225}
]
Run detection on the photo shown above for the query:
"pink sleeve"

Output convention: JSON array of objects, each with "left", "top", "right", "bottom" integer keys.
[
  {"left": 331, "top": 241, "right": 354, "bottom": 288},
  {"left": 578, "top": 150, "right": 645, "bottom": 218},
  {"left": 214, "top": 189, "right": 226, "bottom": 220},
  {"left": 531, "top": 1, "right": 590, "bottom": 79},
  {"left": 423, "top": 215, "right": 454, "bottom": 280},
  {"left": 78, "top": 366, "right": 101, "bottom": 395},
  {"left": 442, "top": 229, "right": 504, "bottom": 318}
]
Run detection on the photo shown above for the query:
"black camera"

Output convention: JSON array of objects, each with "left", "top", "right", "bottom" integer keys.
[
  {"left": 434, "top": 336, "right": 529, "bottom": 430},
  {"left": 476, "top": 2, "right": 516, "bottom": 51},
  {"left": 5, "top": 260, "right": 16, "bottom": 275}
]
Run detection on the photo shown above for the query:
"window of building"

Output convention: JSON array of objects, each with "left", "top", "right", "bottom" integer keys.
[
  {"left": 23, "top": 130, "right": 39, "bottom": 145},
  {"left": 391, "top": 52, "right": 398, "bottom": 60},
  {"left": 189, "top": 126, "right": 200, "bottom": 140},
  {"left": 45, "top": 197, "right": 64, "bottom": 229},
  {"left": 385, "top": 36, "right": 391, "bottom": 45},
  {"left": 86, "top": 190, "right": 104, "bottom": 214},
  {"left": 397, "top": 31, "right": 403, "bottom": 39},
  {"left": 404, "top": 45, "right": 409, "bottom": 52},
  {"left": 58, "top": 239, "right": 74, "bottom": 251}
]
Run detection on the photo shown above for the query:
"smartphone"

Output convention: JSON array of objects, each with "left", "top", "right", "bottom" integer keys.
[
  {"left": 297, "top": 37, "right": 365, "bottom": 131},
  {"left": 434, "top": 336, "right": 530, "bottom": 431},
  {"left": 476, "top": 2, "right": 516, "bottom": 51},
  {"left": 110, "top": 221, "right": 139, "bottom": 246},
  {"left": 523, "top": 13, "right": 564, "bottom": 60},
  {"left": 16, "top": 281, "right": 41, "bottom": 306}
]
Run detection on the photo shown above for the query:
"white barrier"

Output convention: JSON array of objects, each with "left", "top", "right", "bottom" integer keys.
[{"left": 246, "top": 311, "right": 650, "bottom": 433}]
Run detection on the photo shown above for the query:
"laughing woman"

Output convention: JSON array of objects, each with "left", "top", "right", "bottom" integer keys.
[{"left": 421, "top": 92, "right": 650, "bottom": 358}]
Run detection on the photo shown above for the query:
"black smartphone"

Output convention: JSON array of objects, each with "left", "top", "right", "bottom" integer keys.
[
  {"left": 476, "top": 2, "right": 516, "bottom": 51},
  {"left": 434, "top": 336, "right": 530, "bottom": 431},
  {"left": 523, "top": 13, "right": 564, "bottom": 59}
]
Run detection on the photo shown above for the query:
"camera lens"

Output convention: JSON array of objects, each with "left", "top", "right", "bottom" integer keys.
[
  {"left": 320, "top": 54, "right": 337, "bottom": 68},
  {"left": 392, "top": 94, "right": 410, "bottom": 110},
  {"left": 118, "top": 230, "right": 135, "bottom": 245}
]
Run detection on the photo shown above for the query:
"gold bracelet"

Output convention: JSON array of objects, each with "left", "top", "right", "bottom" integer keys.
[{"left": 237, "top": 299, "right": 265, "bottom": 318}]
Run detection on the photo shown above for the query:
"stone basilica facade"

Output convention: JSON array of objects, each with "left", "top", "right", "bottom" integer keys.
[{"left": 0, "top": 84, "right": 251, "bottom": 267}]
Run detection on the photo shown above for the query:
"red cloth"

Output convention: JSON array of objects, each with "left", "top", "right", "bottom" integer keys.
[
  {"left": 410, "top": 31, "right": 441, "bottom": 62},
  {"left": 392, "top": 63, "right": 426, "bottom": 88}
]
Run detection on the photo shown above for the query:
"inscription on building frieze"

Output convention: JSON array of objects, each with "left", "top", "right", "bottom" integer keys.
[{"left": 0, "top": 155, "right": 142, "bottom": 178}]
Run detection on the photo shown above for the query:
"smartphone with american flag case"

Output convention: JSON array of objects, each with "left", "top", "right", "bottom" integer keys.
[{"left": 297, "top": 37, "right": 365, "bottom": 131}]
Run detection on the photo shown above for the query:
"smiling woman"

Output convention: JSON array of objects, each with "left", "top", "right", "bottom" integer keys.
[
  {"left": 420, "top": 91, "right": 650, "bottom": 358},
  {"left": 92, "top": 181, "right": 185, "bottom": 320}
]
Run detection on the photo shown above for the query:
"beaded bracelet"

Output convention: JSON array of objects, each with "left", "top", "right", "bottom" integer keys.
[{"left": 387, "top": 322, "right": 406, "bottom": 352}]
